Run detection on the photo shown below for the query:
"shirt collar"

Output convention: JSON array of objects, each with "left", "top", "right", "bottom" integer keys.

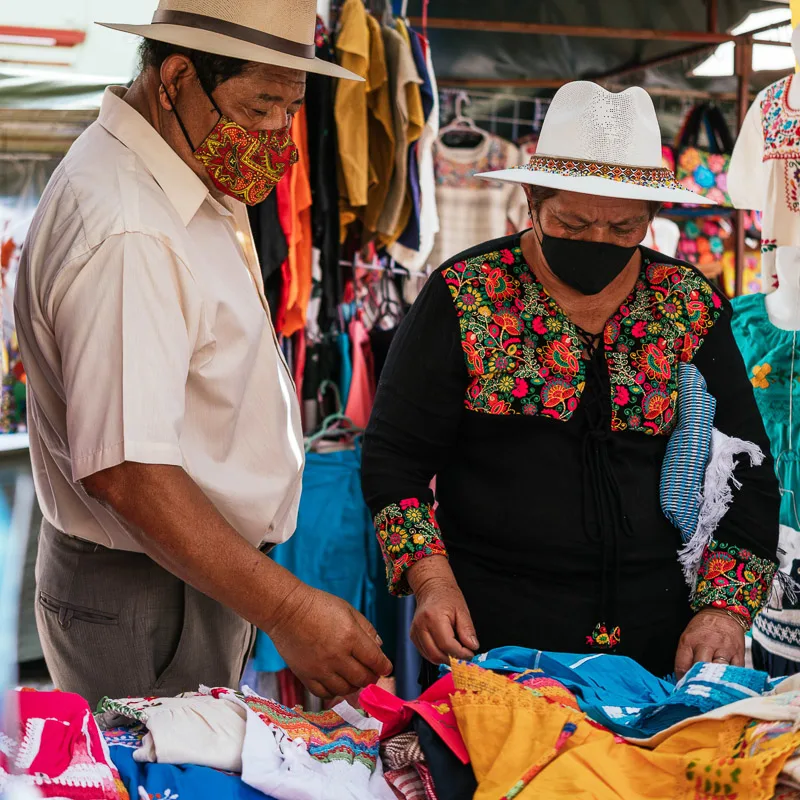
[{"left": 98, "top": 86, "right": 209, "bottom": 227}]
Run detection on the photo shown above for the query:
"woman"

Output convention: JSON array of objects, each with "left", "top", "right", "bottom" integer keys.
[{"left": 362, "top": 81, "right": 780, "bottom": 683}]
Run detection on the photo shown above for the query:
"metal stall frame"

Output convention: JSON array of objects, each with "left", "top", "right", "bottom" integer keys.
[{"left": 410, "top": 1, "right": 790, "bottom": 295}]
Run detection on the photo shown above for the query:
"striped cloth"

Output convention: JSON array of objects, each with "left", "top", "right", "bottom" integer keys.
[{"left": 660, "top": 362, "right": 716, "bottom": 544}]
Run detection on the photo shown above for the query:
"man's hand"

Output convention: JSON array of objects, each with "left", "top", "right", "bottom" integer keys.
[
  {"left": 266, "top": 584, "right": 393, "bottom": 698},
  {"left": 82, "top": 462, "right": 391, "bottom": 699},
  {"left": 675, "top": 608, "right": 746, "bottom": 679},
  {"left": 408, "top": 557, "right": 478, "bottom": 665}
]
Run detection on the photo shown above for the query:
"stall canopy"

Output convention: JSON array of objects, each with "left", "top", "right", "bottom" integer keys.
[{"left": 404, "top": 0, "right": 790, "bottom": 94}]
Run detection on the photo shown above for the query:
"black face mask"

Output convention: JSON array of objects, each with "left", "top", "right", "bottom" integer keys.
[{"left": 534, "top": 213, "right": 638, "bottom": 296}]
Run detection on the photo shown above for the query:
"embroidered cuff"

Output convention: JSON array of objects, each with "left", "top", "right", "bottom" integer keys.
[
  {"left": 373, "top": 499, "right": 448, "bottom": 596},
  {"left": 691, "top": 539, "right": 777, "bottom": 626}
]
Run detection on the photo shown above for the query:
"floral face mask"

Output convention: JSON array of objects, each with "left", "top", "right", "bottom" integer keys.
[{"left": 166, "top": 82, "right": 299, "bottom": 206}]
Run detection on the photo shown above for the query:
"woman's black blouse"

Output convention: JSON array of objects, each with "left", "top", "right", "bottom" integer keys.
[{"left": 362, "top": 233, "right": 779, "bottom": 677}]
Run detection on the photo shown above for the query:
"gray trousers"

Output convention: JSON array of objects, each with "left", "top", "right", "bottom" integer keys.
[{"left": 35, "top": 519, "right": 255, "bottom": 708}]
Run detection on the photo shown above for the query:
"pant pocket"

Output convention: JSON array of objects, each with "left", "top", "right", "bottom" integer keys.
[
  {"left": 153, "top": 584, "right": 190, "bottom": 690},
  {"left": 38, "top": 591, "right": 119, "bottom": 630}
]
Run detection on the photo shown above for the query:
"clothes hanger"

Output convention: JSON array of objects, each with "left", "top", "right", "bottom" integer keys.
[{"left": 439, "top": 91, "right": 487, "bottom": 148}]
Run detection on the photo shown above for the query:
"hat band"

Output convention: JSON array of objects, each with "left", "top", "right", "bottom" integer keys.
[
  {"left": 525, "top": 155, "right": 680, "bottom": 190},
  {"left": 151, "top": 10, "right": 316, "bottom": 59}
]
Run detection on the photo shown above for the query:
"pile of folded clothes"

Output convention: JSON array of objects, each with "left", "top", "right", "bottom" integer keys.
[{"left": 7, "top": 647, "right": 800, "bottom": 799}]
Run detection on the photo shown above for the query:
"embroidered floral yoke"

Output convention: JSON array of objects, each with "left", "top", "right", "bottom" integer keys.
[{"left": 362, "top": 234, "right": 779, "bottom": 677}]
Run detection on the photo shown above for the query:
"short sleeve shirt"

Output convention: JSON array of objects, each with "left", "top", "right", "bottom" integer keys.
[{"left": 14, "top": 87, "right": 304, "bottom": 551}]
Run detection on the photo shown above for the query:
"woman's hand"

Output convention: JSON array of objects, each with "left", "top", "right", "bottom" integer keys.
[
  {"left": 408, "top": 556, "right": 479, "bottom": 665},
  {"left": 674, "top": 608, "right": 746, "bottom": 679}
]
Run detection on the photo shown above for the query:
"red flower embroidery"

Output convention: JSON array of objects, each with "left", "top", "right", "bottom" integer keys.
[
  {"left": 634, "top": 343, "right": 671, "bottom": 381},
  {"left": 541, "top": 379, "right": 576, "bottom": 408},
  {"left": 631, "top": 320, "right": 648, "bottom": 338},
  {"left": 613, "top": 385, "right": 630, "bottom": 406},
  {"left": 541, "top": 337, "right": 580, "bottom": 378}
]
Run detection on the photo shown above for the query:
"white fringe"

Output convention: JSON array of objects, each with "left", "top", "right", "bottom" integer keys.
[{"left": 678, "top": 428, "right": 764, "bottom": 592}]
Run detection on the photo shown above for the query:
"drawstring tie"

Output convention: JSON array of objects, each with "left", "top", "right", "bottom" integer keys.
[{"left": 574, "top": 324, "right": 632, "bottom": 650}]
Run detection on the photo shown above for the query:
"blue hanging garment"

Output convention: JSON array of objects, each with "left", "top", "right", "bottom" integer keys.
[{"left": 254, "top": 448, "right": 396, "bottom": 672}]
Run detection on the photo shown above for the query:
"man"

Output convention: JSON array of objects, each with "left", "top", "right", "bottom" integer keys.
[{"left": 14, "top": 0, "right": 391, "bottom": 707}]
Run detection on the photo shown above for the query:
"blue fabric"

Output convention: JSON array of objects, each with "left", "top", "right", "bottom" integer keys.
[
  {"left": 254, "top": 449, "right": 388, "bottom": 672},
  {"left": 397, "top": 144, "right": 421, "bottom": 251},
  {"left": 660, "top": 362, "right": 716, "bottom": 543},
  {"left": 472, "top": 646, "right": 780, "bottom": 739},
  {"left": 395, "top": 595, "right": 422, "bottom": 700},
  {"left": 338, "top": 331, "right": 353, "bottom": 409},
  {"left": 396, "top": 28, "right": 432, "bottom": 253},
  {"left": 106, "top": 729, "right": 273, "bottom": 800}
]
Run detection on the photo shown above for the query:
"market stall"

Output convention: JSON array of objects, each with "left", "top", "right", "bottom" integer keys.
[{"left": 3, "top": 0, "right": 800, "bottom": 797}]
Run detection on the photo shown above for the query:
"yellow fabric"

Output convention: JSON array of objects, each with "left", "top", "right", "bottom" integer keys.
[
  {"left": 379, "top": 18, "right": 425, "bottom": 247},
  {"left": 334, "top": 0, "right": 370, "bottom": 236},
  {"left": 362, "top": 14, "right": 395, "bottom": 236},
  {"left": 451, "top": 662, "right": 800, "bottom": 800}
]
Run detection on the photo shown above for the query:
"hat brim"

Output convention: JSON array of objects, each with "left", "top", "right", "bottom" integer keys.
[
  {"left": 476, "top": 168, "right": 716, "bottom": 206},
  {"left": 97, "top": 22, "right": 363, "bottom": 81}
]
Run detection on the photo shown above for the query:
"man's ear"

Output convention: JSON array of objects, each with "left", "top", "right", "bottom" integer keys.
[{"left": 158, "top": 54, "right": 197, "bottom": 111}]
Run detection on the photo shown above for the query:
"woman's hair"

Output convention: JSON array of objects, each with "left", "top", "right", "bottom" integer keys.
[
  {"left": 138, "top": 38, "right": 250, "bottom": 94},
  {"left": 527, "top": 185, "right": 661, "bottom": 220}
]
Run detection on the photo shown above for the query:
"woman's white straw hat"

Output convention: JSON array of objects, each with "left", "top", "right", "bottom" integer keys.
[
  {"left": 478, "top": 81, "right": 713, "bottom": 205},
  {"left": 98, "top": 0, "right": 362, "bottom": 82}
]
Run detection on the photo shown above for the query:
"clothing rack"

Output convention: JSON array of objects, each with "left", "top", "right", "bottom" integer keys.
[
  {"left": 339, "top": 259, "right": 428, "bottom": 278},
  {"left": 439, "top": 88, "right": 550, "bottom": 140}
]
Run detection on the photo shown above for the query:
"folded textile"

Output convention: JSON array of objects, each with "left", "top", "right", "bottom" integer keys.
[
  {"left": 381, "top": 732, "right": 425, "bottom": 770},
  {"left": 97, "top": 692, "right": 247, "bottom": 773},
  {"left": 104, "top": 726, "right": 270, "bottom": 800},
  {"left": 360, "top": 674, "right": 469, "bottom": 764},
  {"left": 414, "top": 763, "right": 437, "bottom": 800},
  {"left": 384, "top": 766, "right": 426, "bottom": 800},
  {"left": 472, "top": 647, "right": 780, "bottom": 739},
  {"left": 213, "top": 686, "right": 395, "bottom": 800},
  {"left": 412, "top": 717, "right": 475, "bottom": 800},
  {"left": 0, "top": 690, "right": 128, "bottom": 799},
  {"left": 453, "top": 661, "right": 800, "bottom": 800}
]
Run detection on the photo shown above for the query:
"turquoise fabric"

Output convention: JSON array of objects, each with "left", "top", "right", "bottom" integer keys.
[
  {"left": 254, "top": 448, "right": 393, "bottom": 673},
  {"left": 471, "top": 646, "right": 781, "bottom": 739},
  {"left": 731, "top": 293, "right": 800, "bottom": 530}
]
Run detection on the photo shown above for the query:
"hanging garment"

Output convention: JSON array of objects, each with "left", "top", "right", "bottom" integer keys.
[
  {"left": 281, "top": 105, "right": 314, "bottom": 337},
  {"left": 732, "top": 292, "right": 800, "bottom": 670},
  {"left": 728, "top": 75, "right": 800, "bottom": 292},
  {"left": 641, "top": 217, "right": 681, "bottom": 259},
  {"left": 253, "top": 448, "right": 383, "bottom": 673},
  {"left": 308, "top": 18, "right": 343, "bottom": 330},
  {"left": 338, "top": 329, "right": 354, "bottom": 408},
  {"left": 470, "top": 647, "right": 778, "bottom": 740},
  {"left": 393, "top": 27, "right": 435, "bottom": 254},
  {"left": 97, "top": 693, "right": 247, "bottom": 773},
  {"left": 362, "top": 13, "right": 396, "bottom": 236},
  {"left": 429, "top": 135, "right": 528, "bottom": 269},
  {"left": 213, "top": 688, "right": 395, "bottom": 800},
  {"left": 451, "top": 661, "right": 800, "bottom": 800},
  {"left": 391, "top": 37, "right": 440, "bottom": 279},
  {"left": 334, "top": 0, "right": 395, "bottom": 243},
  {"left": 0, "top": 690, "right": 128, "bottom": 800},
  {"left": 377, "top": 22, "right": 424, "bottom": 245},
  {"left": 105, "top": 727, "right": 269, "bottom": 800},
  {"left": 248, "top": 189, "right": 288, "bottom": 322},
  {"left": 344, "top": 315, "right": 377, "bottom": 429}
]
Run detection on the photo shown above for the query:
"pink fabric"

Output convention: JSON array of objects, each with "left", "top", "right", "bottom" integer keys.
[
  {"left": 359, "top": 674, "right": 469, "bottom": 764},
  {"left": 344, "top": 315, "right": 376, "bottom": 429},
  {"left": 0, "top": 690, "right": 127, "bottom": 799}
]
